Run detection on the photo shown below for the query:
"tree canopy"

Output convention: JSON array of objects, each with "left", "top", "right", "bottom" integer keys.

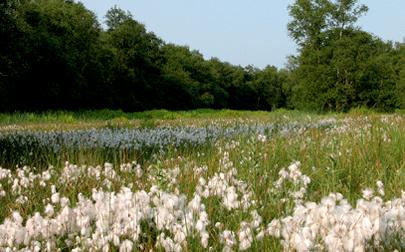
[
  {"left": 0, "top": 0, "right": 403, "bottom": 112},
  {"left": 287, "top": 0, "right": 400, "bottom": 112}
]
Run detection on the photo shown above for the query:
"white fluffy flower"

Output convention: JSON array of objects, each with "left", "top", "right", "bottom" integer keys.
[
  {"left": 362, "top": 188, "right": 373, "bottom": 200},
  {"left": 376, "top": 180, "right": 385, "bottom": 196},
  {"left": 119, "top": 239, "right": 133, "bottom": 252},
  {"left": 44, "top": 204, "right": 54, "bottom": 217}
]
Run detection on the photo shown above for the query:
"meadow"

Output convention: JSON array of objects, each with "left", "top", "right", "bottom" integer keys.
[{"left": 1, "top": 109, "right": 405, "bottom": 251}]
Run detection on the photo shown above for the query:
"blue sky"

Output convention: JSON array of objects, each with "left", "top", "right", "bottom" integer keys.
[{"left": 79, "top": 0, "right": 405, "bottom": 69}]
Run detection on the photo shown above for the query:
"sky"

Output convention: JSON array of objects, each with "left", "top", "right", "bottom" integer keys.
[{"left": 78, "top": 0, "right": 405, "bottom": 69}]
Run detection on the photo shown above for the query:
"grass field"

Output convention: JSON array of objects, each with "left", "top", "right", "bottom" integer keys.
[{"left": 1, "top": 109, "right": 405, "bottom": 251}]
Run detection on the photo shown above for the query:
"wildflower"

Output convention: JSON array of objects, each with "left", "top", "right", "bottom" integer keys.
[
  {"left": 376, "top": 180, "right": 385, "bottom": 196},
  {"left": 44, "top": 204, "right": 54, "bottom": 217},
  {"left": 362, "top": 188, "right": 373, "bottom": 200},
  {"left": 119, "top": 240, "right": 133, "bottom": 252},
  {"left": 257, "top": 134, "right": 267, "bottom": 142},
  {"left": 238, "top": 222, "right": 253, "bottom": 251},
  {"left": 220, "top": 230, "right": 236, "bottom": 251}
]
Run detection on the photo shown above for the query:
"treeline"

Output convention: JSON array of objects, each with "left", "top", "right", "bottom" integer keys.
[{"left": 0, "top": 0, "right": 404, "bottom": 112}]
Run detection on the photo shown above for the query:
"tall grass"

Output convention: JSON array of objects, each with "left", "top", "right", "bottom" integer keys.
[
  {"left": 1, "top": 111, "right": 405, "bottom": 250},
  {"left": 0, "top": 109, "right": 325, "bottom": 125}
]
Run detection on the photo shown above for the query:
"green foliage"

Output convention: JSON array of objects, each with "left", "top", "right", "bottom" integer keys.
[
  {"left": 0, "top": 0, "right": 102, "bottom": 110},
  {"left": 288, "top": 0, "right": 331, "bottom": 47},
  {"left": 104, "top": 11, "right": 164, "bottom": 110},
  {"left": 105, "top": 5, "right": 133, "bottom": 30},
  {"left": 251, "top": 66, "right": 286, "bottom": 110},
  {"left": 0, "top": 0, "right": 403, "bottom": 113},
  {"left": 396, "top": 43, "right": 405, "bottom": 108},
  {"left": 328, "top": 0, "right": 368, "bottom": 29},
  {"left": 288, "top": 0, "right": 401, "bottom": 112}
]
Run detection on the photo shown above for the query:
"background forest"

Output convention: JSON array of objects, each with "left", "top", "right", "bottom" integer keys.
[{"left": 1, "top": 0, "right": 404, "bottom": 112}]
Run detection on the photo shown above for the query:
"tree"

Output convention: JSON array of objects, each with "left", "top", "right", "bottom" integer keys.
[
  {"left": 287, "top": 0, "right": 399, "bottom": 111},
  {"left": 250, "top": 66, "right": 285, "bottom": 110},
  {"left": 0, "top": 0, "right": 30, "bottom": 110},
  {"left": 288, "top": 0, "right": 368, "bottom": 47},
  {"left": 0, "top": 0, "right": 102, "bottom": 110},
  {"left": 328, "top": 0, "right": 368, "bottom": 38},
  {"left": 104, "top": 7, "right": 164, "bottom": 110},
  {"left": 395, "top": 42, "right": 405, "bottom": 108},
  {"left": 290, "top": 28, "right": 398, "bottom": 111},
  {"left": 105, "top": 6, "right": 133, "bottom": 30},
  {"left": 1, "top": 0, "right": 401, "bottom": 112},
  {"left": 288, "top": 0, "right": 331, "bottom": 48},
  {"left": 159, "top": 44, "right": 200, "bottom": 109}
]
